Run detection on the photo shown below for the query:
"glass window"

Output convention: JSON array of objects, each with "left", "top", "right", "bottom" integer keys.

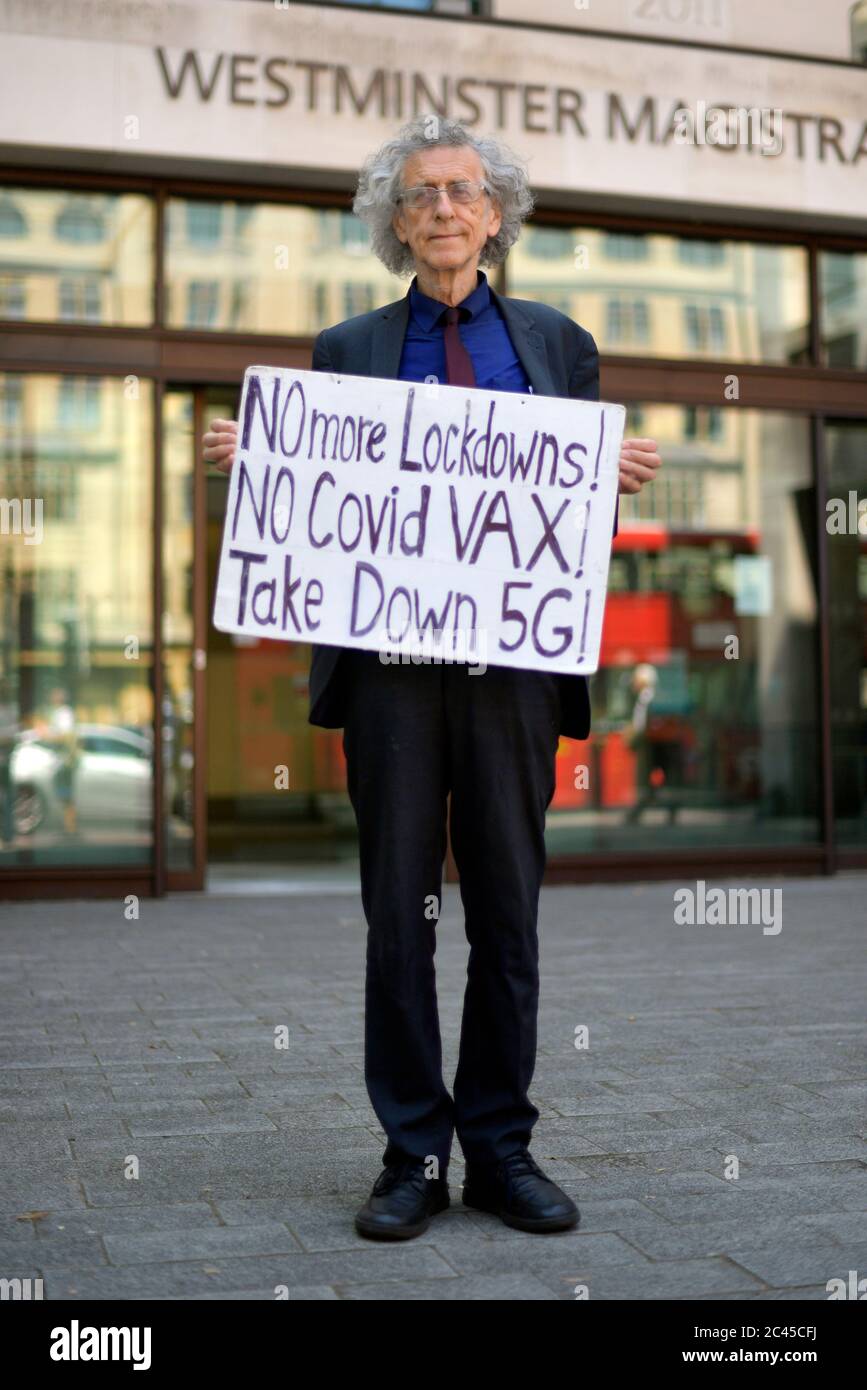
[
  {"left": 628, "top": 404, "right": 646, "bottom": 434},
  {"left": 201, "top": 383, "right": 356, "bottom": 873},
  {"left": 604, "top": 232, "right": 649, "bottom": 261},
  {"left": 57, "top": 376, "right": 102, "bottom": 429},
  {"left": 545, "top": 407, "right": 820, "bottom": 856},
  {"left": 165, "top": 198, "right": 405, "bottom": 335},
  {"left": 342, "top": 282, "right": 375, "bottom": 318},
  {"left": 186, "top": 280, "right": 220, "bottom": 329},
  {"left": 313, "top": 282, "right": 329, "bottom": 324},
  {"left": 0, "top": 275, "right": 26, "bottom": 319},
  {"left": 0, "top": 374, "right": 154, "bottom": 866},
  {"left": 852, "top": 0, "right": 867, "bottom": 62},
  {"left": 523, "top": 226, "right": 575, "bottom": 260},
  {"left": 825, "top": 420, "right": 867, "bottom": 847},
  {"left": 678, "top": 239, "right": 725, "bottom": 266},
  {"left": 58, "top": 275, "right": 102, "bottom": 322},
  {"left": 340, "top": 214, "right": 370, "bottom": 254},
  {"left": 0, "top": 187, "right": 153, "bottom": 325},
  {"left": 186, "top": 201, "right": 223, "bottom": 247},
  {"left": 55, "top": 198, "right": 106, "bottom": 244},
  {"left": 162, "top": 391, "right": 197, "bottom": 873},
  {"left": 607, "top": 298, "right": 650, "bottom": 345},
  {"left": 684, "top": 303, "right": 726, "bottom": 353},
  {"left": 819, "top": 251, "right": 867, "bottom": 368},
  {"left": 0, "top": 374, "right": 23, "bottom": 426},
  {"left": 0, "top": 196, "right": 27, "bottom": 238},
  {"left": 508, "top": 227, "right": 810, "bottom": 364},
  {"left": 684, "top": 406, "right": 724, "bottom": 442}
]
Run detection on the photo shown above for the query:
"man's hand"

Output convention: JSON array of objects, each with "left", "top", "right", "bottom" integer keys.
[
  {"left": 618, "top": 437, "right": 661, "bottom": 495},
  {"left": 202, "top": 418, "right": 238, "bottom": 475}
]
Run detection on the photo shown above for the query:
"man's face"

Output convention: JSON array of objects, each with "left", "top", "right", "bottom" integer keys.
[{"left": 391, "top": 146, "right": 502, "bottom": 278}]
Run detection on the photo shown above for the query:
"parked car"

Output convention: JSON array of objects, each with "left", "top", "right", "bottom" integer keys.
[{"left": 11, "top": 724, "right": 153, "bottom": 835}]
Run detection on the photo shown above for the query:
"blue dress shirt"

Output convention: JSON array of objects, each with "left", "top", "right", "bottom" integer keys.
[
  {"left": 398, "top": 270, "right": 531, "bottom": 394},
  {"left": 397, "top": 268, "right": 620, "bottom": 539}
]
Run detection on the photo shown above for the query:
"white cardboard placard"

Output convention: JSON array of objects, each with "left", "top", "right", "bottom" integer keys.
[{"left": 213, "top": 366, "right": 624, "bottom": 674}]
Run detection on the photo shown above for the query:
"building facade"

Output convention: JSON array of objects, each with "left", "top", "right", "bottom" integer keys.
[{"left": 0, "top": 0, "right": 865, "bottom": 895}]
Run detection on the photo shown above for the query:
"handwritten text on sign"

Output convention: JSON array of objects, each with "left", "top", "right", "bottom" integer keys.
[{"left": 213, "top": 367, "right": 624, "bottom": 674}]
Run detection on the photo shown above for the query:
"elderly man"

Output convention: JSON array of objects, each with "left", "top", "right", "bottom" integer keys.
[{"left": 204, "top": 116, "right": 661, "bottom": 1241}]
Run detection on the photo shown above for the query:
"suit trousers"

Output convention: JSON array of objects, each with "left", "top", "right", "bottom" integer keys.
[{"left": 340, "top": 647, "right": 561, "bottom": 1171}]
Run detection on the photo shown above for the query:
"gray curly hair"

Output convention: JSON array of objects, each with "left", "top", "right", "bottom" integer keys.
[{"left": 352, "top": 115, "right": 535, "bottom": 277}]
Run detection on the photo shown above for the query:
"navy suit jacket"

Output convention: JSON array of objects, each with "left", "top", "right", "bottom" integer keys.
[{"left": 306, "top": 283, "right": 602, "bottom": 741}]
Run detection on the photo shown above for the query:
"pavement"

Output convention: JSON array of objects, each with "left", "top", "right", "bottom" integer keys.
[{"left": 0, "top": 871, "right": 865, "bottom": 1302}]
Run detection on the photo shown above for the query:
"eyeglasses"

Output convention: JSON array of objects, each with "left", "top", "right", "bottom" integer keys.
[{"left": 396, "top": 180, "right": 490, "bottom": 209}]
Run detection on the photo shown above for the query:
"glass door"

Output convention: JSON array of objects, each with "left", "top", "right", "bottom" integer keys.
[
  {"left": 0, "top": 372, "right": 155, "bottom": 875},
  {"left": 825, "top": 419, "right": 867, "bottom": 853},
  {"left": 201, "top": 387, "right": 358, "bottom": 872},
  {"left": 162, "top": 383, "right": 360, "bottom": 893},
  {"left": 161, "top": 388, "right": 206, "bottom": 889}
]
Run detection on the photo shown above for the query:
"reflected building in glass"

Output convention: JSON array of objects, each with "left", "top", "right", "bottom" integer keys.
[
  {"left": 164, "top": 200, "right": 405, "bottom": 335},
  {"left": 0, "top": 371, "right": 154, "bottom": 865},
  {"left": 0, "top": 0, "right": 864, "bottom": 895},
  {"left": 509, "top": 228, "right": 809, "bottom": 365}
]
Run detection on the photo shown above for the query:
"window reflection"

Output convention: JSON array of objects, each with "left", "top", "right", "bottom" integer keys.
[
  {"left": 603, "top": 232, "right": 648, "bottom": 261},
  {"left": 201, "top": 380, "right": 356, "bottom": 868},
  {"left": 0, "top": 189, "right": 153, "bottom": 326},
  {"left": 546, "top": 407, "right": 821, "bottom": 854},
  {"left": 508, "top": 227, "right": 810, "bottom": 364},
  {"left": 165, "top": 198, "right": 405, "bottom": 334},
  {"left": 0, "top": 374, "right": 154, "bottom": 865},
  {"left": 819, "top": 251, "right": 867, "bottom": 367},
  {"left": 825, "top": 420, "right": 867, "bottom": 846},
  {"left": 607, "top": 298, "right": 650, "bottom": 345},
  {"left": 162, "top": 392, "right": 196, "bottom": 872},
  {"left": 0, "top": 196, "right": 27, "bottom": 237},
  {"left": 55, "top": 198, "right": 107, "bottom": 244}
]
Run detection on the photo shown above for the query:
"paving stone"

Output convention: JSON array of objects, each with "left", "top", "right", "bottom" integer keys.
[
  {"left": 0, "top": 1178, "right": 86, "bottom": 1215},
  {"left": 547, "top": 1113, "right": 680, "bottom": 1138},
  {"left": 428, "top": 1230, "right": 650, "bottom": 1277},
  {"left": 337, "top": 1272, "right": 558, "bottom": 1299},
  {"left": 43, "top": 1246, "right": 456, "bottom": 1298},
  {"left": 620, "top": 1215, "right": 853, "bottom": 1261},
  {"left": 630, "top": 1178, "right": 867, "bottom": 1225},
  {"left": 0, "top": 1202, "right": 220, "bottom": 1240},
  {"left": 126, "top": 1110, "right": 279, "bottom": 1138},
  {"left": 14, "top": 1115, "right": 128, "bottom": 1143},
  {"left": 726, "top": 1242, "right": 867, "bottom": 1290},
  {"left": 0, "top": 1234, "right": 108, "bottom": 1268},
  {"left": 534, "top": 1256, "right": 765, "bottom": 1301},
  {"left": 2, "top": 875, "right": 864, "bottom": 1301},
  {"left": 102, "top": 1223, "right": 304, "bottom": 1265},
  {"left": 284, "top": 1285, "right": 341, "bottom": 1300},
  {"left": 714, "top": 1138, "right": 867, "bottom": 1167},
  {"left": 546, "top": 1091, "right": 691, "bottom": 1115},
  {"left": 579, "top": 1139, "right": 732, "bottom": 1166},
  {"left": 795, "top": 1210, "right": 867, "bottom": 1245},
  {"left": 707, "top": 1285, "right": 830, "bottom": 1301}
]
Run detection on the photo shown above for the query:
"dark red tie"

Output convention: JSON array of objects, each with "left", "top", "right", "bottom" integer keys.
[{"left": 442, "top": 307, "right": 476, "bottom": 387}]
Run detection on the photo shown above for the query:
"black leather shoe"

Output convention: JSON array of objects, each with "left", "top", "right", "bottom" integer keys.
[
  {"left": 355, "top": 1160, "right": 450, "bottom": 1240},
  {"left": 462, "top": 1148, "right": 579, "bottom": 1233}
]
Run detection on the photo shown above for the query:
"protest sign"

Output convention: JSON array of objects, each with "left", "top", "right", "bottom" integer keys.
[{"left": 213, "top": 366, "right": 624, "bottom": 674}]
